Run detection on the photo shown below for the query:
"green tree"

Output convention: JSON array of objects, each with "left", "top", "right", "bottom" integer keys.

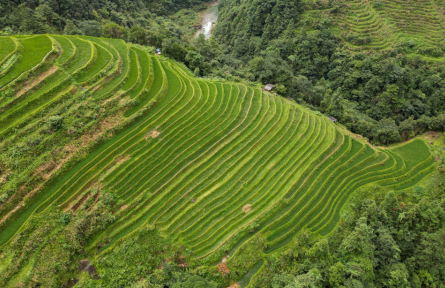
[
  {"left": 339, "top": 217, "right": 375, "bottom": 283},
  {"left": 374, "top": 227, "right": 401, "bottom": 266},
  {"left": 375, "top": 118, "right": 401, "bottom": 145},
  {"left": 129, "top": 26, "right": 148, "bottom": 45},
  {"left": 328, "top": 262, "right": 346, "bottom": 287},
  {"left": 64, "top": 19, "right": 81, "bottom": 35},
  {"left": 163, "top": 38, "right": 187, "bottom": 62},
  {"left": 398, "top": 116, "right": 415, "bottom": 141},
  {"left": 171, "top": 275, "right": 217, "bottom": 288},
  {"left": 292, "top": 268, "right": 323, "bottom": 288},
  {"left": 185, "top": 50, "right": 205, "bottom": 75},
  {"left": 103, "top": 22, "right": 127, "bottom": 39},
  {"left": 78, "top": 20, "right": 103, "bottom": 37},
  {"left": 377, "top": 263, "right": 410, "bottom": 288},
  {"left": 19, "top": 7, "right": 47, "bottom": 34},
  {"left": 46, "top": 116, "right": 63, "bottom": 131},
  {"left": 413, "top": 229, "right": 445, "bottom": 285},
  {"left": 35, "top": 4, "right": 61, "bottom": 31},
  {"left": 326, "top": 88, "right": 345, "bottom": 120}
]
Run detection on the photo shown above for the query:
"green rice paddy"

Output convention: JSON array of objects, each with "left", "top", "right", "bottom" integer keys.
[
  {"left": 306, "top": 0, "right": 445, "bottom": 55},
  {"left": 0, "top": 35, "right": 52, "bottom": 87},
  {"left": 0, "top": 34, "right": 436, "bottom": 286}
]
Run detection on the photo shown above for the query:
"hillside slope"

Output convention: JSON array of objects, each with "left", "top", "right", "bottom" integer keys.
[
  {"left": 216, "top": 0, "right": 445, "bottom": 57},
  {"left": 320, "top": 0, "right": 445, "bottom": 54},
  {"left": 0, "top": 35, "right": 436, "bottom": 287}
]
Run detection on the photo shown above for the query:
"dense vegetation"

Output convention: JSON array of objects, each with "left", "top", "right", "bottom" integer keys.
[
  {"left": 254, "top": 171, "right": 445, "bottom": 288},
  {"left": 1, "top": 0, "right": 445, "bottom": 287},
  {"left": 206, "top": 0, "right": 445, "bottom": 146},
  {"left": 0, "top": 0, "right": 211, "bottom": 46},
  {"left": 0, "top": 34, "right": 439, "bottom": 287},
  {"left": 3, "top": 0, "right": 445, "bottom": 146}
]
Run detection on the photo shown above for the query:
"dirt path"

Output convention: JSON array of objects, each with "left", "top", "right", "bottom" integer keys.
[{"left": 15, "top": 66, "right": 58, "bottom": 98}]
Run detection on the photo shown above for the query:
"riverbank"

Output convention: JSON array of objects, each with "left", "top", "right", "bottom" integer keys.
[{"left": 195, "top": 0, "right": 220, "bottom": 39}]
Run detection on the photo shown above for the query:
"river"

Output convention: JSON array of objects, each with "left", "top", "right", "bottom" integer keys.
[{"left": 195, "top": 2, "right": 219, "bottom": 39}]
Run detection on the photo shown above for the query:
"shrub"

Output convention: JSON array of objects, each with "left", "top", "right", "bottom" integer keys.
[
  {"left": 103, "top": 22, "right": 128, "bottom": 40},
  {"left": 46, "top": 115, "right": 64, "bottom": 131},
  {"left": 64, "top": 19, "right": 82, "bottom": 35},
  {"left": 60, "top": 212, "right": 71, "bottom": 225},
  {"left": 373, "top": 0, "right": 383, "bottom": 8}
]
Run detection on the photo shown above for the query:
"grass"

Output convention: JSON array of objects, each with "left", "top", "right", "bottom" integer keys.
[
  {"left": 120, "top": 48, "right": 140, "bottom": 92},
  {"left": 0, "top": 34, "right": 437, "bottom": 287},
  {"left": 0, "top": 37, "right": 16, "bottom": 64},
  {"left": 64, "top": 37, "right": 93, "bottom": 74},
  {"left": 94, "top": 39, "right": 130, "bottom": 99},
  {"left": 75, "top": 43, "right": 112, "bottom": 84},
  {"left": 52, "top": 36, "right": 75, "bottom": 66},
  {"left": 0, "top": 35, "right": 52, "bottom": 88},
  {"left": 128, "top": 47, "right": 150, "bottom": 99},
  {"left": 390, "top": 139, "right": 431, "bottom": 168}
]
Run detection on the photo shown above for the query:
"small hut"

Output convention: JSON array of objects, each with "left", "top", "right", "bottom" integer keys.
[
  {"left": 155, "top": 48, "right": 161, "bottom": 55},
  {"left": 328, "top": 116, "right": 338, "bottom": 123},
  {"left": 264, "top": 84, "right": 275, "bottom": 92}
]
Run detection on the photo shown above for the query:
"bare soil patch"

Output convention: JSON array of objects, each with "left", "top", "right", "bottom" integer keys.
[
  {"left": 71, "top": 193, "right": 92, "bottom": 212},
  {"left": 71, "top": 182, "right": 101, "bottom": 212},
  {"left": 79, "top": 259, "right": 90, "bottom": 271},
  {"left": 242, "top": 204, "right": 252, "bottom": 213},
  {"left": 115, "top": 155, "right": 130, "bottom": 165},
  {"left": 228, "top": 284, "right": 240, "bottom": 288},
  {"left": 145, "top": 129, "right": 160, "bottom": 139},
  {"left": 99, "top": 114, "right": 123, "bottom": 131},
  {"left": 0, "top": 183, "right": 41, "bottom": 225},
  {"left": 218, "top": 262, "right": 230, "bottom": 274},
  {"left": 425, "top": 131, "right": 441, "bottom": 144},
  {"left": 120, "top": 204, "right": 128, "bottom": 210},
  {"left": 86, "top": 264, "right": 100, "bottom": 279},
  {"left": 15, "top": 66, "right": 58, "bottom": 98},
  {"left": 0, "top": 112, "right": 123, "bottom": 225},
  {"left": 0, "top": 169, "right": 11, "bottom": 185},
  {"left": 88, "top": 190, "right": 101, "bottom": 211},
  {"left": 425, "top": 131, "right": 441, "bottom": 140},
  {"left": 36, "top": 161, "right": 56, "bottom": 179}
]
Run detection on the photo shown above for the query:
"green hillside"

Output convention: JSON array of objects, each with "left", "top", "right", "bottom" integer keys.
[
  {"left": 0, "top": 35, "right": 437, "bottom": 287},
  {"left": 304, "top": 0, "right": 445, "bottom": 55}
]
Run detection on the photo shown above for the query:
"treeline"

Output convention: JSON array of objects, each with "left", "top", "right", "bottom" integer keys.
[
  {"left": 202, "top": 0, "right": 445, "bottom": 146},
  {"left": 256, "top": 175, "right": 445, "bottom": 287},
  {"left": 3, "top": 0, "right": 445, "bottom": 146},
  {"left": 80, "top": 10, "right": 445, "bottom": 147},
  {"left": 0, "top": 0, "right": 211, "bottom": 36}
]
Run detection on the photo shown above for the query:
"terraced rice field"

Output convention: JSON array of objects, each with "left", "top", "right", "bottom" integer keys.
[
  {"left": 307, "top": 0, "right": 445, "bottom": 54},
  {"left": 0, "top": 35, "right": 435, "bottom": 285}
]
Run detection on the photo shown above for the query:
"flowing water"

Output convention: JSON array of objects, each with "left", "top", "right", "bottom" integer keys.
[{"left": 195, "top": 2, "right": 219, "bottom": 39}]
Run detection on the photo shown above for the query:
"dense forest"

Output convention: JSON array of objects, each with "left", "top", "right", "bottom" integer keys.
[
  {"left": 0, "top": 0, "right": 211, "bottom": 39},
  {"left": 211, "top": 0, "right": 445, "bottom": 146}
]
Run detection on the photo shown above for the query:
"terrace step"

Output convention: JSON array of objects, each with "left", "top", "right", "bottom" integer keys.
[{"left": 0, "top": 36, "right": 435, "bottom": 279}]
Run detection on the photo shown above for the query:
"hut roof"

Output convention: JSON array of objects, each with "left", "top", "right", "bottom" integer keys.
[
  {"left": 264, "top": 84, "right": 275, "bottom": 91},
  {"left": 328, "top": 116, "right": 338, "bottom": 122}
]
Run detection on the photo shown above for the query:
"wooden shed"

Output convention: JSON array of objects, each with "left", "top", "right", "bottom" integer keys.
[
  {"left": 264, "top": 84, "right": 275, "bottom": 91},
  {"left": 328, "top": 116, "right": 338, "bottom": 123}
]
